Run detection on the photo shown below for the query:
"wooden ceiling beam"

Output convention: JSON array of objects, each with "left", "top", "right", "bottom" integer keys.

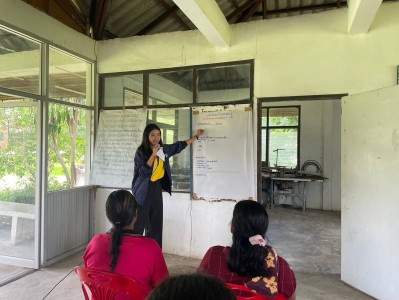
[
  {"left": 137, "top": 4, "right": 179, "bottom": 36},
  {"left": 54, "top": 0, "right": 87, "bottom": 31},
  {"left": 262, "top": 0, "right": 267, "bottom": 19},
  {"left": 158, "top": 0, "right": 191, "bottom": 30},
  {"left": 253, "top": 1, "right": 347, "bottom": 17},
  {"left": 226, "top": 0, "right": 259, "bottom": 22},
  {"left": 90, "top": 0, "right": 112, "bottom": 40},
  {"left": 104, "top": 29, "right": 117, "bottom": 39},
  {"left": 238, "top": 0, "right": 263, "bottom": 22}
]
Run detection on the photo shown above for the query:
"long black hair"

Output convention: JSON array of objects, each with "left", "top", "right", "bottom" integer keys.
[
  {"left": 147, "top": 274, "right": 236, "bottom": 300},
  {"left": 227, "top": 200, "right": 270, "bottom": 277},
  {"left": 106, "top": 190, "right": 137, "bottom": 271},
  {"left": 137, "top": 123, "right": 163, "bottom": 158}
]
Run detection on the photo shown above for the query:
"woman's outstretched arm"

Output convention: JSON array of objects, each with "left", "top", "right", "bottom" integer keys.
[{"left": 186, "top": 129, "right": 205, "bottom": 146}]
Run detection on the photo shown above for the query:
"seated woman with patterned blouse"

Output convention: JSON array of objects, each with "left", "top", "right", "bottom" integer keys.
[{"left": 198, "top": 200, "right": 296, "bottom": 300}]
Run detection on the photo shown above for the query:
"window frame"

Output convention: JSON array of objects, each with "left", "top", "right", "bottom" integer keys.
[
  {"left": 261, "top": 105, "right": 301, "bottom": 169},
  {"left": 99, "top": 60, "right": 254, "bottom": 193},
  {"left": 0, "top": 21, "right": 95, "bottom": 270}
]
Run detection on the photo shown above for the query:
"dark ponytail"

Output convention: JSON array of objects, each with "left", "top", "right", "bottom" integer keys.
[
  {"left": 106, "top": 190, "right": 137, "bottom": 271},
  {"left": 227, "top": 200, "right": 270, "bottom": 277}
]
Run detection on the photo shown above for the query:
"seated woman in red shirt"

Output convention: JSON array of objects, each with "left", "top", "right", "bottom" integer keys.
[
  {"left": 198, "top": 200, "right": 296, "bottom": 300},
  {"left": 83, "top": 190, "right": 169, "bottom": 298}
]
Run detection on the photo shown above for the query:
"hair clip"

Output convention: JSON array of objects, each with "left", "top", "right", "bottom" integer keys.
[{"left": 249, "top": 235, "right": 266, "bottom": 247}]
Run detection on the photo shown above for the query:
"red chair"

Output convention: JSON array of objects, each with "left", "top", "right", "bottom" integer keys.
[
  {"left": 74, "top": 266, "right": 145, "bottom": 300},
  {"left": 226, "top": 283, "right": 286, "bottom": 300}
]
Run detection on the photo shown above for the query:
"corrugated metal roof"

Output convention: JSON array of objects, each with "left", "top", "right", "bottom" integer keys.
[{"left": 21, "top": 0, "right": 350, "bottom": 40}]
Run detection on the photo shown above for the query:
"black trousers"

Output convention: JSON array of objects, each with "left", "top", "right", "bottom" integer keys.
[{"left": 134, "top": 180, "right": 163, "bottom": 248}]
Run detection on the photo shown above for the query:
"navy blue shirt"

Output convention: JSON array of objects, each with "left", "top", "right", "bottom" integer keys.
[{"left": 132, "top": 141, "right": 188, "bottom": 205}]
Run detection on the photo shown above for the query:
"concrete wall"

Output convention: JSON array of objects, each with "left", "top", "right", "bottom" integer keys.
[
  {"left": 95, "top": 188, "right": 234, "bottom": 258},
  {"left": 97, "top": 3, "right": 399, "bottom": 95},
  {"left": 341, "top": 85, "right": 399, "bottom": 299}
]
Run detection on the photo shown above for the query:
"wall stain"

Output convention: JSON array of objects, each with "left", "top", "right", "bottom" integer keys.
[{"left": 393, "top": 128, "right": 399, "bottom": 153}]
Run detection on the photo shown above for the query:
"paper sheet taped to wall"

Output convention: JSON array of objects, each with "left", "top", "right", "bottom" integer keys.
[
  {"left": 90, "top": 109, "right": 146, "bottom": 188},
  {"left": 192, "top": 105, "right": 254, "bottom": 200}
]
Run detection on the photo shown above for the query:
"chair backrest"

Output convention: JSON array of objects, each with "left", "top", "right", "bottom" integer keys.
[
  {"left": 226, "top": 283, "right": 286, "bottom": 300},
  {"left": 74, "top": 266, "right": 145, "bottom": 300}
]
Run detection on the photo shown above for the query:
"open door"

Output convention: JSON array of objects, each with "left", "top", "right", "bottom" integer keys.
[
  {"left": 341, "top": 85, "right": 399, "bottom": 299},
  {"left": 0, "top": 99, "right": 40, "bottom": 270}
]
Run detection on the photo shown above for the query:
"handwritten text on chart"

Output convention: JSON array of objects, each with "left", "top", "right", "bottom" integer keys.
[
  {"left": 197, "top": 136, "right": 228, "bottom": 142},
  {"left": 91, "top": 110, "right": 146, "bottom": 187},
  {"left": 195, "top": 156, "right": 218, "bottom": 173}
]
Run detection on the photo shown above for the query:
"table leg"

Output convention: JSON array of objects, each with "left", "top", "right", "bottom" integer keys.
[
  {"left": 302, "top": 181, "right": 307, "bottom": 212},
  {"left": 269, "top": 179, "right": 274, "bottom": 209}
]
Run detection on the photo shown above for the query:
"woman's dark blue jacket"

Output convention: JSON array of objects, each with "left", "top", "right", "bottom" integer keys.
[{"left": 131, "top": 141, "right": 188, "bottom": 206}]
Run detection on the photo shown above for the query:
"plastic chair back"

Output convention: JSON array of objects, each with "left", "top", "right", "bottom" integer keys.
[
  {"left": 226, "top": 283, "right": 286, "bottom": 300},
  {"left": 74, "top": 266, "right": 145, "bottom": 300}
]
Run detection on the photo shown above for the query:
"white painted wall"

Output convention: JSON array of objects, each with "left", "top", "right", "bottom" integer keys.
[
  {"left": 263, "top": 100, "right": 341, "bottom": 210},
  {"left": 95, "top": 188, "right": 234, "bottom": 258},
  {"left": 341, "top": 85, "right": 399, "bottom": 299},
  {"left": 97, "top": 3, "right": 399, "bottom": 96}
]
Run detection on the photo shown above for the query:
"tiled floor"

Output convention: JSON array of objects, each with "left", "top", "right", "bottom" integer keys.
[{"left": 0, "top": 206, "right": 374, "bottom": 300}]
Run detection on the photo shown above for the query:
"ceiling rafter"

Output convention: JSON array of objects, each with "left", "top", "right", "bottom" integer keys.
[
  {"left": 227, "top": 0, "right": 260, "bottom": 22},
  {"left": 137, "top": 4, "right": 179, "bottom": 36},
  {"left": 262, "top": 0, "right": 267, "bottom": 19},
  {"left": 158, "top": 0, "right": 191, "bottom": 30},
  {"left": 90, "top": 0, "right": 112, "bottom": 40},
  {"left": 54, "top": 0, "right": 87, "bottom": 32},
  {"left": 253, "top": 1, "right": 347, "bottom": 17},
  {"left": 231, "top": 0, "right": 239, "bottom": 9},
  {"left": 238, "top": 0, "right": 263, "bottom": 22}
]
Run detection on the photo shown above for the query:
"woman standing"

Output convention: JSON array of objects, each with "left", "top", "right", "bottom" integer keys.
[{"left": 132, "top": 123, "right": 204, "bottom": 248}]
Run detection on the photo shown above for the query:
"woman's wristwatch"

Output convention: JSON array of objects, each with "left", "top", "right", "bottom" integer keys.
[{"left": 195, "top": 135, "right": 199, "bottom": 139}]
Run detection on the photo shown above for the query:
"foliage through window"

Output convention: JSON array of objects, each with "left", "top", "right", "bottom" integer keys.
[
  {"left": 261, "top": 106, "right": 300, "bottom": 168},
  {"left": 48, "top": 103, "right": 91, "bottom": 191}
]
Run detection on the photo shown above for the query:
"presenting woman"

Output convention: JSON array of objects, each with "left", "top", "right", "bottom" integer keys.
[{"left": 132, "top": 123, "right": 204, "bottom": 248}]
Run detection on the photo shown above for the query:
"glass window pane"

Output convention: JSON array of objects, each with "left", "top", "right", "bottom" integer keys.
[
  {"left": 0, "top": 95, "right": 38, "bottom": 259},
  {"left": 262, "top": 129, "right": 266, "bottom": 163},
  {"left": 0, "top": 26, "right": 41, "bottom": 95},
  {"left": 147, "top": 108, "right": 190, "bottom": 191},
  {"left": 48, "top": 103, "right": 91, "bottom": 191},
  {"left": 198, "top": 64, "right": 250, "bottom": 103},
  {"left": 262, "top": 108, "right": 267, "bottom": 126},
  {"left": 269, "top": 129, "right": 298, "bottom": 168},
  {"left": 152, "top": 109, "right": 176, "bottom": 126},
  {"left": 103, "top": 74, "right": 143, "bottom": 107},
  {"left": 269, "top": 107, "right": 299, "bottom": 126},
  {"left": 49, "top": 47, "right": 92, "bottom": 106},
  {"left": 149, "top": 70, "right": 193, "bottom": 105}
]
